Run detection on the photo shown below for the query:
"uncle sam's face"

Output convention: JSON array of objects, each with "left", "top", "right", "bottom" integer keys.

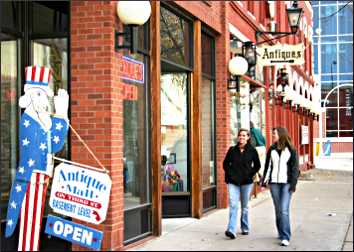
[{"left": 28, "top": 88, "right": 51, "bottom": 113}]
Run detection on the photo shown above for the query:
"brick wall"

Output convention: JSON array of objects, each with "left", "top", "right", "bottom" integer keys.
[{"left": 71, "top": 1, "right": 124, "bottom": 250}]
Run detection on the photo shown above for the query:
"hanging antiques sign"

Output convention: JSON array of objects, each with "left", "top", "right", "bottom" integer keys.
[
  {"left": 120, "top": 56, "right": 144, "bottom": 84},
  {"left": 256, "top": 43, "right": 305, "bottom": 66},
  {"left": 49, "top": 163, "right": 112, "bottom": 224},
  {"left": 45, "top": 215, "right": 103, "bottom": 250},
  {"left": 301, "top": 125, "right": 309, "bottom": 145}
]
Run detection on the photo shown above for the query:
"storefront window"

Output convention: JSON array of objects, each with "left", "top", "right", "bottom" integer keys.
[
  {"left": 0, "top": 40, "right": 20, "bottom": 220},
  {"left": 123, "top": 54, "right": 149, "bottom": 208},
  {"left": 249, "top": 87, "right": 266, "bottom": 138},
  {"left": 32, "top": 1, "right": 69, "bottom": 34},
  {"left": 160, "top": 6, "right": 192, "bottom": 67},
  {"left": 201, "top": 32, "right": 215, "bottom": 190},
  {"left": 201, "top": 76, "right": 215, "bottom": 188}
]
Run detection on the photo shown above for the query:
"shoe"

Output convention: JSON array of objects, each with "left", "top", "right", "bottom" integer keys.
[
  {"left": 280, "top": 240, "right": 290, "bottom": 246},
  {"left": 241, "top": 231, "right": 249, "bottom": 235},
  {"left": 225, "top": 230, "right": 236, "bottom": 239}
]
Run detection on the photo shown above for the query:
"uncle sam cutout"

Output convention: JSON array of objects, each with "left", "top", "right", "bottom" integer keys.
[{"left": 5, "top": 66, "right": 69, "bottom": 251}]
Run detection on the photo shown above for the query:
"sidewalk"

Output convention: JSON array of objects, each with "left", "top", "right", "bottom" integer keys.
[{"left": 130, "top": 169, "right": 353, "bottom": 251}]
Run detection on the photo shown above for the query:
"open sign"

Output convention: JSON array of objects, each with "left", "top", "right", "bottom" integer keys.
[
  {"left": 49, "top": 163, "right": 112, "bottom": 224},
  {"left": 45, "top": 215, "right": 103, "bottom": 250}
]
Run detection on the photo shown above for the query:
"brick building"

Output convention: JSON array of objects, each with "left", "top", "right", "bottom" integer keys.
[{"left": 1, "top": 1, "right": 315, "bottom": 250}]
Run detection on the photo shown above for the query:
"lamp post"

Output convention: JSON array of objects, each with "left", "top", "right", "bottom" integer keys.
[{"left": 115, "top": 1, "right": 151, "bottom": 54}]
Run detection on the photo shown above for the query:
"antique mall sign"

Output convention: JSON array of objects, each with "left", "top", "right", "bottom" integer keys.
[
  {"left": 120, "top": 56, "right": 144, "bottom": 84},
  {"left": 257, "top": 43, "right": 304, "bottom": 66},
  {"left": 49, "top": 163, "right": 112, "bottom": 224}
]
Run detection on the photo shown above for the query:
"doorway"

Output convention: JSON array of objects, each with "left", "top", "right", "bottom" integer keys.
[{"left": 160, "top": 71, "right": 191, "bottom": 217}]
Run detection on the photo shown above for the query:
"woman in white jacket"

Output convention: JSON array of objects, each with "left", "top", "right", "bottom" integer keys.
[{"left": 261, "top": 127, "right": 299, "bottom": 247}]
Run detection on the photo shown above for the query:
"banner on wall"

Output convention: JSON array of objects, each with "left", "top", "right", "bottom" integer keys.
[
  {"left": 256, "top": 43, "right": 304, "bottom": 66},
  {"left": 301, "top": 125, "right": 309, "bottom": 145},
  {"left": 49, "top": 163, "right": 112, "bottom": 224}
]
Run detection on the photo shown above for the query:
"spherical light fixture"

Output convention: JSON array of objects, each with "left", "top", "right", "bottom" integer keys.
[
  {"left": 228, "top": 56, "right": 248, "bottom": 76},
  {"left": 117, "top": 1, "right": 151, "bottom": 26}
]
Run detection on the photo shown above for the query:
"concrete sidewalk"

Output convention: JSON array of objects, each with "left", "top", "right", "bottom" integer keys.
[{"left": 130, "top": 169, "right": 353, "bottom": 251}]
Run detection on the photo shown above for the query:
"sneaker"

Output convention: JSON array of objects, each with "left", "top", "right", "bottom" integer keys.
[
  {"left": 225, "top": 230, "right": 236, "bottom": 239},
  {"left": 280, "top": 240, "right": 290, "bottom": 246},
  {"left": 241, "top": 231, "right": 249, "bottom": 235}
]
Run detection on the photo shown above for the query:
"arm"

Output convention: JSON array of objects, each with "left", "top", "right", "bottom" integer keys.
[
  {"left": 223, "top": 147, "right": 233, "bottom": 171},
  {"left": 289, "top": 149, "right": 300, "bottom": 192},
  {"left": 251, "top": 148, "right": 261, "bottom": 176},
  {"left": 261, "top": 148, "right": 272, "bottom": 185}
]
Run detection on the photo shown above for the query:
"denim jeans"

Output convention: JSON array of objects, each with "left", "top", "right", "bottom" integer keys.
[
  {"left": 269, "top": 183, "right": 293, "bottom": 241},
  {"left": 227, "top": 183, "right": 254, "bottom": 234}
]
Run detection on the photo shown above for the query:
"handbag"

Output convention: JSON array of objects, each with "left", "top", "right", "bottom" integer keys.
[{"left": 253, "top": 172, "right": 262, "bottom": 184}]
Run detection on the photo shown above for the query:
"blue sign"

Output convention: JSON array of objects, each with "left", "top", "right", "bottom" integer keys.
[
  {"left": 323, "top": 140, "right": 332, "bottom": 156},
  {"left": 45, "top": 215, "right": 103, "bottom": 250}
]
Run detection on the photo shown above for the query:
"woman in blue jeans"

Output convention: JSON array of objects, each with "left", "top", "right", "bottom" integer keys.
[
  {"left": 261, "top": 127, "right": 300, "bottom": 247},
  {"left": 223, "top": 128, "right": 261, "bottom": 239}
]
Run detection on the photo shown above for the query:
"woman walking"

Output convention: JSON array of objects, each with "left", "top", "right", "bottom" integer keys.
[
  {"left": 223, "top": 128, "right": 261, "bottom": 239},
  {"left": 261, "top": 127, "right": 300, "bottom": 246}
]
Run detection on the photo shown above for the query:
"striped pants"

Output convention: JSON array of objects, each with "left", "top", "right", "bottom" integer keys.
[{"left": 18, "top": 173, "right": 49, "bottom": 251}]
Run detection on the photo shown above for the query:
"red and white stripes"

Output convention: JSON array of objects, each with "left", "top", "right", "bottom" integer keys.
[
  {"left": 18, "top": 173, "right": 49, "bottom": 251},
  {"left": 25, "top": 66, "right": 52, "bottom": 84}
]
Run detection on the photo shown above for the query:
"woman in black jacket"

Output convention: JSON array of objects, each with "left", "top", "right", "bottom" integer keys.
[
  {"left": 223, "top": 128, "right": 261, "bottom": 239},
  {"left": 261, "top": 127, "right": 300, "bottom": 247}
]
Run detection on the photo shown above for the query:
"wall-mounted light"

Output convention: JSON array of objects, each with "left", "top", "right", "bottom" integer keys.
[
  {"left": 286, "top": 1, "right": 304, "bottom": 34},
  {"left": 255, "top": 1, "right": 303, "bottom": 45},
  {"left": 228, "top": 56, "right": 248, "bottom": 92},
  {"left": 115, "top": 1, "right": 151, "bottom": 54}
]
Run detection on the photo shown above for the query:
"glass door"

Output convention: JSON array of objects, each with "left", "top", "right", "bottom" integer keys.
[{"left": 161, "top": 72, "right": 191, "bottom": 217}]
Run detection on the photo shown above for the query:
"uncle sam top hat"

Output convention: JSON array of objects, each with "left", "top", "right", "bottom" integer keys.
[{"left": 24, "top": 66, "right": 54, "bottom": 97}]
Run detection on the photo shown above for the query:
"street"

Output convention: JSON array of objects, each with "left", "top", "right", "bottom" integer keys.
[{"left": 130, "top": 169, "right": 353, "bottom": 251}]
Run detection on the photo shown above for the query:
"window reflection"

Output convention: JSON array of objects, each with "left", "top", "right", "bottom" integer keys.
[
  {"left": 161, "top": 73, "right": 188, "bottom": 193},
  {"left": 0, "top": 40, "right": 19, "bottom": 220},
  {"left": 160, "top": 6, "right": 191, "bottom": 67},
  {"left": 201, "top": 77, "right": 214, "bottom": 188},
  {"left": 123, "top": 55, "right": 149, "bottom": 209}
]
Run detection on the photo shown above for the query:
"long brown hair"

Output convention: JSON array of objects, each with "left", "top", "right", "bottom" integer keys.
[
  {"left": 274, "top": 127, "right": 294, "bottom": 150},
  {"left": 238, "top": 128, "right": 251, "bottom": 145}
]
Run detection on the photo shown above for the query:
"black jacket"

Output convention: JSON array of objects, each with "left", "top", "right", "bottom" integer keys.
[
  {"left": 262, "top": 143, "right": 300, "bottom": 191},
  {"left": 223, "top": 143, "right": 261, "bottom": 186}
]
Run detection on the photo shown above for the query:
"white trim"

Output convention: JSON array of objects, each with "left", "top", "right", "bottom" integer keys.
[
  {"left": 259, "top": 24, "right": 266, "bottom": 31},
  {"left": 314, "top": 137, "right": 353, "bottom": 143},
  {"left": 247, "top": 11, "right": 256, "bottom": 21},
  {"left": 236, "top": 1, "right": 243, "bottom": 7},
  {"left": 228, "top": 23, "right": 251, "bottom": 42}
]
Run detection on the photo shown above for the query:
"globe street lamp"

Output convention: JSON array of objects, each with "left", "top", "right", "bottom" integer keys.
[{"left": 115, "top": 1, "right": 151, "bottom": 54}]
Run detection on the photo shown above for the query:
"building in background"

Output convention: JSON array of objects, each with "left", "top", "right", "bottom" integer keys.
[
  {"left": 312, "top": 1, "right": 353, "bottom": 155},
  {"left": 1, "top": 1, "right": 315, "bottom": 250}
]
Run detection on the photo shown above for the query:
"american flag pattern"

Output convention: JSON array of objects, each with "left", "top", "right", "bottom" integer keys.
[
  {"left": 25, "top": 66, "right": 52, "bottom": 85},
  {"left": 5, "top": 112, "right": 68, "bottom": 250},
  {"left": 18, "top": 173, "right": 49, "bottom": 251}
]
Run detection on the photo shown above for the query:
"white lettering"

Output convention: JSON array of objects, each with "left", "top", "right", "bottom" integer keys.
[
  {"left": 82, "top": 230, "right": 93, "bottom": 245},
  {"left": 53, "top": 221, "right": 64, "bottom": 235},
  {"left": 63, "top": 223, "right": 74, "bottom": 237},
  {"left": 72, "top": 227, "right": 82, "bottom": 242}
]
